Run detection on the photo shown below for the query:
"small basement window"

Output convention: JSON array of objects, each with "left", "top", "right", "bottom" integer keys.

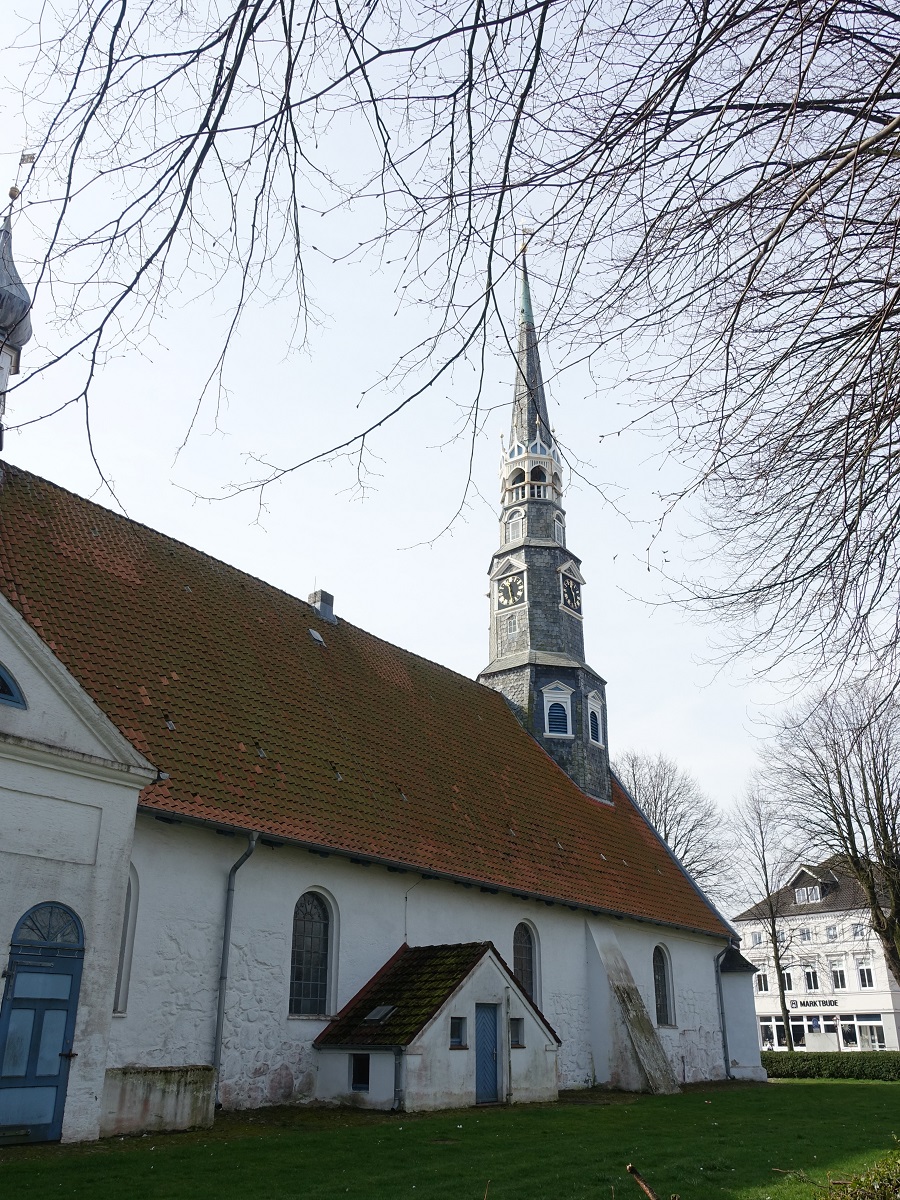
[
  {"left": 510, "top": 1017, "right": 525, "bottom": 1048},
  {"left": 450, "top": 1017, "right": 467, "bottom": 1047},
  {"left": 350, "top": 1053, "right": 370, "bottom": 1092}
]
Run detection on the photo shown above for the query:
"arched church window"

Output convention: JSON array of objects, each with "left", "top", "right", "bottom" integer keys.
[
  {"left": 290, "top": 892, "right": 330, "bottom": 1016},
  {"left": 547, "top": 703, "right": 569, "bottom": 734},
  {"left": 513, "top": 923, "right": 535, "bottom": 999},
  {"left": 530, "top": 466, "right": 546, "bottom": 483},
  {"left": 510, "top": 469, "right": 526, "bottom": 485},
  {"left": 653, "top": 945, "right": 674, "bottom": 1026},
  {"left": 0, "top": 661, "right": 26, "bottom": 709},
  {"left": 114, "top": 864, "right": 139, "bottom": 1013}
]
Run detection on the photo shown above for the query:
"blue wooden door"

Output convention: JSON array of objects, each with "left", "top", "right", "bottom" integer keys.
[
  {"left": 475, "top": 1004, "right": 499, "bottom": 1104},
  {"left": 0, "top": 904, "right": 85, "bottom": 1145}
]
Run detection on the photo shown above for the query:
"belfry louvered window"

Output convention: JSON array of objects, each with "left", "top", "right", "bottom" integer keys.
[
  {"left": 290, "top": 893, "right": 330, "bottom": 1015},
  {"left": 589, "top": 711, "right": 600, "bottom": 742},
  {"left": 513, "top": 923, "right": 535, "bottom": 999},
  {"left": 547, "top": 702, "right": 569, "bottom": 734}
]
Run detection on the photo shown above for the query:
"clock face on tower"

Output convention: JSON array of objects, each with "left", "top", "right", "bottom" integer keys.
[
  {"left": 561, "top": 576, "right": 582, "bottom": 613},
  {"left": 497, "top": 572, "right": 525, "bottom": 608}
]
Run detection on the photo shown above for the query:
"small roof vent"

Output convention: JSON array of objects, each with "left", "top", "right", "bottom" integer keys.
[{"left": 308, "top": 589, "right": 337, "bottom": 624}]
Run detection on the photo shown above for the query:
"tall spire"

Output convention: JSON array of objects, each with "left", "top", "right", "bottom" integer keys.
[{"left": 510, "top": 243, "right": 552, "bottom": 451}]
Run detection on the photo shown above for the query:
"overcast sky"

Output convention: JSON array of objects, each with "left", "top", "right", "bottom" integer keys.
[{"left": 0, "top": 27, "right": 792, "bottom": 808}]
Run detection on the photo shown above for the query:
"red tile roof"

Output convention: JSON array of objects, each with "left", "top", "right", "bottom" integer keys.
[
  {"left": 314, "top": 941, "right": 561, "bottom": 1048},
  {"left": 0, "top": 461, "right": 729, "bottom": 938}
]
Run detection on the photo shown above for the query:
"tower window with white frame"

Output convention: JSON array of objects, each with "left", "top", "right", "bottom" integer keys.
[
  {"left": 587, "top": 692, "right": 604, "bottom": 746},
  {"left": 541, "top": 682, "right": 574, "bottom": 739},
  {"left": 505, "top": 509, "right": 525, "bottom": 543},
  {"left": 553, "top": 516, "right": 565, "bottom": 545}
]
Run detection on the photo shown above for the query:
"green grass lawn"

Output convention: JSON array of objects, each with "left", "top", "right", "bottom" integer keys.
[{"left": 1, "top": 1080, "right": 897, "bottom": 1199}]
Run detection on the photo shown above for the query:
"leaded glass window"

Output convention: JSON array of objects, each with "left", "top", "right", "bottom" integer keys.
[
  {"left": 653, "top": 946, "right": 673, "bottom": 1025},
  {"left": 290, "top": 893, "right": 330, "bottom": 1015},
  {"left": 513, "top": 923, "right": 535, "bottom": 999}
]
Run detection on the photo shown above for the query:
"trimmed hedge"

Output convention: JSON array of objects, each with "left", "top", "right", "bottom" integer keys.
[
  {"left": 824, "top": 1151, "right": 900, "bottom": 1199},
  {"left": 761, "top": 1050, "right": 900, "bottom": 1080}
]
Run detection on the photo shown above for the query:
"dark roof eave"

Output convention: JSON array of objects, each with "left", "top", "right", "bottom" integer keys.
[{"left": 136, "top": 803, "right": 731, "bottom": 942}]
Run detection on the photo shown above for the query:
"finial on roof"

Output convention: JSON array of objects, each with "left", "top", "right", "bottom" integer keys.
[{"left": 0, "top": 215, "right": 32, "bottom": 352}]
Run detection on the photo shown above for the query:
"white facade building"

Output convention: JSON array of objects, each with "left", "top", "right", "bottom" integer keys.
[{"left": 733, "top": 861, "right": 900, "bottom": 1052}]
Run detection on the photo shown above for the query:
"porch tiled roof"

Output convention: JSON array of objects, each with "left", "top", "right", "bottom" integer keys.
[
  {"left": 315, "top": 942, "right": 490, "bottom": 1048},
  {"left": 0, "top": 461, "right": 729, "bottom": 938}
]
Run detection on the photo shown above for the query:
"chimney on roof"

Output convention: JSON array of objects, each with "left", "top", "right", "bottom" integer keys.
[{"left": 308, "top": 589, "right": 337, "bottom": 624}]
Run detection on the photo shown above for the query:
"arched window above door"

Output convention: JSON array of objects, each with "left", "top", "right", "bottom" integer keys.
[
  {"left": 0, "top": 661, "right": 26, "bottom": 709},
  {"left": 13, "top": 903, "right": 83, "bottom": 948}
]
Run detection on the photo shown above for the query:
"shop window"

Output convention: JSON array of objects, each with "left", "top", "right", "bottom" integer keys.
[
  {"left": 653, "top": 945, "right": 674, "bottom": 1026},
  {"left": 450, "top": 1017, "right": 467, "bottom": 1047},
  {"left": 510, "top": 1017, "right": 525, "bottom": 1048},
  {"left": 350, "top": 1054, "right": 370, "bottom": 1092}
]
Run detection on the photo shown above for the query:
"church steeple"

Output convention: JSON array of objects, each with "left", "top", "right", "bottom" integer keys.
[
  {"left": 510, "top": 250, "right": 553, "bottom": 452},
  {"left": 478, "top": 247, "right": 610, "bottom": 804}
]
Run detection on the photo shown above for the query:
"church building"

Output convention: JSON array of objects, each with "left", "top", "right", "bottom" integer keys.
[{"left": 0, "top": 226, "right": 763, "bottom": 1145}]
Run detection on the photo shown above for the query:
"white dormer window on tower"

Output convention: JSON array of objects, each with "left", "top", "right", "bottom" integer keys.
[
  {"left": 554, "top": 516, "right": 565, "bottom": 545},
  {"left": 542, "top": 681, "right": 574, "bottom": 739},
  {"left": 505, "top": 509, "right": 525, "bottom": 543},
  {"left": 587, "top": 692, "right": 604, "bottom": 746}
]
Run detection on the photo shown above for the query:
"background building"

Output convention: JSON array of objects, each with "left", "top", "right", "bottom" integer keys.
[{"left": 733, "top": 860, "right": 900, "bottom": 1052}]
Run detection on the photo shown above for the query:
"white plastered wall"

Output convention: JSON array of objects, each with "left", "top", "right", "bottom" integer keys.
[
  {"left": 0, "top": 599, "right": 154, "bottom": 1142},
  {"left": 113, "top": 820, "right": 744, "bottom": 1112}
]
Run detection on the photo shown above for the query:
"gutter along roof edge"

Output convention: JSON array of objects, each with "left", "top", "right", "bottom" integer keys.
[{"left": 136, "top": 803, "right": 732, "bottom": 941}]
